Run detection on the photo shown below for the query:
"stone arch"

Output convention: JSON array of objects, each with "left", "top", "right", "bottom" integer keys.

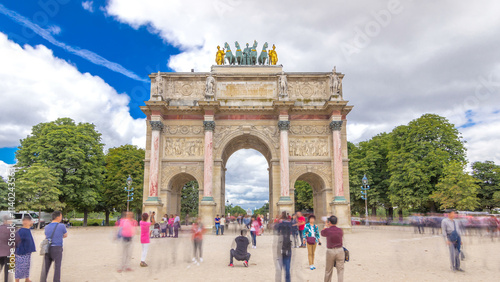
[
  {"left": 213, "top": 129, "right": 279, "bottom": 218},
  {"left": 161, "top": 166, "right": 203, "bottom": 215},
  {"left": 291, "top": 169, "right": 330, "bottom": 219}
]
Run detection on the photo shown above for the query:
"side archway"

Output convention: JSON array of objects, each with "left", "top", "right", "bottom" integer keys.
[{"left": 291, "top": 170, "right": 330, "bottom": 219}]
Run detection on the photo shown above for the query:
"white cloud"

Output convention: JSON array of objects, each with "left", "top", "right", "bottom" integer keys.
[
  {"left": 0, "top": 161, "right": 13, "bottom": 180},
  {"left": 105, "top": 0, "right": 500, "bottom": 166},
  {"left": 82, "top": 1, "right": 94, "bottom": 13},
  {"left": 0, "top": 33, "right": 146, "bottom": 153}
]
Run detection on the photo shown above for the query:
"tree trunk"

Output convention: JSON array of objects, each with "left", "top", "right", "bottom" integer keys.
[
  {"left": 105, "top": 210, "right": 110, "bottom": 226},
  {"left": 83, "top": 209, "right": 88, "bottom": 227},
  {"left": 398, "top": 208, "right": 403, "bottom": 222},
  {"left": 371, "top": 206, "right": 377, "bottom": 216},
  {"left": 387, "top": 207, "right": 394, "bottom": 221},
  {"left": 429, "top": 202, "right": 437, "bottom": 213},
  {"left": 38, "top": 208, "right": 42, "bottom": 230}
]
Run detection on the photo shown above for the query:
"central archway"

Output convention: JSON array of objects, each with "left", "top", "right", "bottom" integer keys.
[{"left": 214, "top": 132, "right": 280, "bottom": 219}]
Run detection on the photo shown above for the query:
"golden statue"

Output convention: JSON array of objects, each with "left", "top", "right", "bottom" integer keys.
[
  {"left": 215, "top": 45, "right": 225, "bottom": 65},
  {"left": 269, "top": 44, "right": 278, "bottom": 65}
]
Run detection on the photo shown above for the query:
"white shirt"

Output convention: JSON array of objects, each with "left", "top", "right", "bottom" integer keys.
[{"left": 220, "top": 217, "right": 226, "bottom": 225}]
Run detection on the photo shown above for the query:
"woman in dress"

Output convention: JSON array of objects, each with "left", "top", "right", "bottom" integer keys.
[
  {"left": 302, "top": 214, "right": 321, "bottom": 270},
  {"left": 15, "top": 216, "right": 36, "bottom": 282}
]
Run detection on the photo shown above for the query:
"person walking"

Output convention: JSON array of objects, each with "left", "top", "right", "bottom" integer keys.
[
  {"left": 441, "top": 211, "right": 464, "bottom": 272},
  {"left": 220, "top": 215, "right": 226, "bottom": 235},
  {"left": 185, "top": 214, "right": 190, "bottom": 226},
  {"left": 296, "top": 212, "right": 306, "bottom": 248},
  {"left": 168, "top": 215, "right": 175, "bottom": 237},
  {"left": 215, "top": 215, "right": 221, "bottom": 235},
  {"left": 228, "top": 229, "right": 251, "bottom": 267},
  {"left": 149, "top": 211, "right": 156, "bottom": 238},
  {"left": 291, "top": 214, "right": 299, "bottom": 248},
  {"left": 303, "top": 215, "right": 321, "bottom": 270},
  {"left": 139, "top": 213, "right": 151, "bottom": 267},
  {"left": 321, "top": 215, "right": 344, "bottom": 282},
  {"left": 250, "top": 216, "right": 260, "bottom": 249},
  {"left": 192, "top": 218, "right": 204, "bottom": 265},
  {"left": 174, "top": 214, "right": 180, "bottom": 238},
  {"left": 40, "top": 211, "right": 68, "bottom": 282},
  {"left": 118, "top": 211, "right": 137, "bottom": 272},
  {"left": 15, "top": 216, "right": 36, "bottom": 282},
  {"left": 275, "top": 212, "right": 293, "bottom": 282},
  {"left": 0, "top": 215, "right": 13, "bottom": 282}
]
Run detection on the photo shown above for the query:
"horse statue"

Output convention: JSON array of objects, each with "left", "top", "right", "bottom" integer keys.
[
  {"left": 235, "top": 41, "right": 243, "bottom": 65},
  {"left": 224, "top": 42, "right": 236, "bottom": 65},
  {"left": 250, "top": 40, "right": 258, "bottom": 65},
  {"left": 258, "top": 42, "right": 269, "bottom": 65}
]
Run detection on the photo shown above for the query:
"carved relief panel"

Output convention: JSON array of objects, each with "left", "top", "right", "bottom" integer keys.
[
  {"left": 164, "top": 137, "right": 203, "bottom": 157},
  {"left": 289, "top": 137, "right": 329, "bottom": 157},
  {"left": 162, "top": 78, "right": 205, "bottom": 100},
  {"left": 288, "top": 79, "right": 328, "bottom": 100}
]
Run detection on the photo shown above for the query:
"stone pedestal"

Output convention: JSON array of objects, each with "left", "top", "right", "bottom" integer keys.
[
  {"left": 330, "top": 199, "right": 351, "bottom": 232},
  {"left": 200, "top": 200, "right": 216, "bottom": 230},
  {"left": 143, "top": 199, "right": 163, "bottom": 219},
  {"left": 277, "top": 196, "right": 294, "bottom": 215}
]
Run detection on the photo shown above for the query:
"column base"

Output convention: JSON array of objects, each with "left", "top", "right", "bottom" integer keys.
[
  {"left": 143, "top": 197, "right": 163, "bottom": 218},
  {"left": 200, "top": 200, "right": 216, "bottom": 230},
  {"left": 277, "top": 196, "right": 294, "bottom": 215},
  {"left": 330, "top": 200, "right": 352, "bottom": 232}
]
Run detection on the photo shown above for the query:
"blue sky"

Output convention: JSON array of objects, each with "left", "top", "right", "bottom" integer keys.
[{"left": 1, "top": 0, "right": 500, "bottom": 209}]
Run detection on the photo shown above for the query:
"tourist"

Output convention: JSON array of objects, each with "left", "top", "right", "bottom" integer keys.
[
  {"left": 149, "top": 211, "right": 156, "bottom": 238},
  {"left": 168, "top": 215, "right": 175, "bottom": 237},
  {"left": 41, "top": 211, "right": 68, "bottom": 282},
  {"left": 243, "top": 215, "right": 251, "bottom": 229},
  {"left": 321, "top": 215, "right": 344, "bottom": 282},
  {"left": 118, "top": 211, "right": 137, "bottom": 272},
  {"left": 296, "top": 212, "right": 306, "bottom": 248},
  {"left": 250, "top": 216, "right": 260, "bottom": 248},
  {"left": 160, "top": 218, "right": 167, "bottom": 238},
  {"left": 228, "top": 229, "right": 251, "bottom": 267},
  {"left": 192, "top": 218, "right": 204, "bottom": 265},
  {"left": 0, "top": 215, "right": 13, "bottom": 282},
  {"left": 441, "top": 211, "right": 464, "bottom": 272},
  {"left": 215, "top": 215, "right": 221, "bottom": 235},
  {"left": 220, "top": 215, "right": 226, "bottom": 235},
  {"left": 291, "top": 214, "right": 299, "bottom": 248},
  {"left": 303, "top": 214, "right": 321, "bottom": 270},
  {"left": 174, "top": 214, "right": 180, "bottom": 238},
  {"left": 185, "top": 213, "right": 190, "bottom": 226},
  {"left": 15, "top": 216, "right": 36, "bottom": 282},
  {"left": 275, "top": 212, "right": 293, "bottom": 282},
  {"left": 140, "top": 213, "right": 151, "bottom": 267}
]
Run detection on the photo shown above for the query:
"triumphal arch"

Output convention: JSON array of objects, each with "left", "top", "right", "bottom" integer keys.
[{"left": 141, "top": 57, "right": 353, "bottom": 229}]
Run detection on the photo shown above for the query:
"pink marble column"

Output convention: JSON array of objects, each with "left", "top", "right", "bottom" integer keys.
[
  {"left": 202, "top": 121, "right": 215, "bottom": 200},
  {"left": 330, "top": 120, "right": 344, "bottom": 199},
  {"left": 278, "top": 121, "right": 290, "bottom": 197},
  {"left": 148, "top": 121, "right": 163, "bottom": 198}
]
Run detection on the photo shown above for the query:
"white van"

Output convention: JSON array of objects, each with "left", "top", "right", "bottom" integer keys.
[{"left": 11, "top": 211, "right": 41, "bottom": 228}]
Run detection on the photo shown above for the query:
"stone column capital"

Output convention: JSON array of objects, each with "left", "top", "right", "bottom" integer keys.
[
  {"left": 150, "top": 120, "right": 164, "bottom": 131},
  {"left": 278, "top": 121, "right": 290, "bottom": 131},
  {"left": 329, "top": 120, "right": 343, "bottom": 131},
  {"left": 203, "top": 121, "right": 216, "bottom": 131}
]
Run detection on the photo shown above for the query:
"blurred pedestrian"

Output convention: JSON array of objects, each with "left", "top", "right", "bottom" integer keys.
[
  {"left": 215, "top": 215, "right": 221, "bottom": 235},
  {"left": 228, "top": 229, "right": 251, "bottom": 267},
  {"left": 321, "top": 215, "right": 344, "bottom": 282},
  {"left": 174, "top": 214, "right": 180, "bottom": 238},
  {"left": 275, "top": 212, "right": 292, "bottom": 282},
  {"left": 250, "top": 216, "right": 260, "bottom": 248},
  {"left": 303, "top": 214, "right": 321, "bottom": 270},
  {"left": 220, "top": 215, "right": 226, "bottom": 235},
  {"left": 168, "top": 215, "right": 174, "bottom": 237},
  {"left": 441, "top": 211, "right": 464, "bottom": 272},
  {"left": 291, "top": 214, "right": 299, "bottom": 248},
  {"left": 149, "top": 211, "right": 156, "bottom": 238},
  {"left": 192, "top": 218, "right": 204, "bottom": 265},
  {"left": 0, "top": 215, "right": 13, "bottom": 282},
  {"left": 41, "top": 211, "right": 68, "bottom": 282},
  {"left": 140, "top": 213, "right": 151, "bottom": 267},
  {"left": 296, "top": 212, "right": 306, "bottom": 248},
  {"left": 185, "top": 214, "right": 190, "bottom": 226},
  {"left": 15, "top": 216, "right": 36, "bottom": 282},
  {"left": 118, "top": 211, "right": 137, "bottom": 272}
]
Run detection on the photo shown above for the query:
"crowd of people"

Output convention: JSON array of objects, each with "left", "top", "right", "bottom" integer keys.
[{"left": 410, "top": 213, "right": 500, "bottom": 236}]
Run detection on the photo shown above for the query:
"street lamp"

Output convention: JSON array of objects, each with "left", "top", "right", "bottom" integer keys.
[
  {"left": 124, "top": 175, "right": 134, "bottom": 212},
  {"left": 361, "top": 174, "right": 370, "bottom": 226}
]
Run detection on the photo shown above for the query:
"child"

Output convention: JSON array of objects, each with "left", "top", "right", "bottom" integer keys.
[
  {"left": 160, "top": 219, "right": 167, "bottom": 238},
  {"left": 140, "top": 213, "right": 151, "bottom": 267},
  {"left": 15, "top": 216, "right": 36, "bottom": 282}
]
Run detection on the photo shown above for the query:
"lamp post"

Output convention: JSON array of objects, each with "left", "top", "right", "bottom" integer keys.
[
  {"left": 361, "top": 174, "right": 370, "bottom": 226},
  {"left": 125, "top": 175, "right": 134, "bottom": 212}
]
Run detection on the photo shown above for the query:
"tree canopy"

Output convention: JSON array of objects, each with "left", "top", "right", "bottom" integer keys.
[
  {"left": 294, "top": 180, "right": 313, "bottom": 212},
  {"left": 181, "top": 180, "right": 199, "bottom": 217}
]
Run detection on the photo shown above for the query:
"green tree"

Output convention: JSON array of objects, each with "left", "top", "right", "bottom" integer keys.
[
  {"left": 0, "top": 176, "right": 9, "bottom": 210},
  {"left": 225, "top": 204, "right": 246, "bottom": 216},
  {"left": 254, "top": 202, "right": 269, "bottom": 215},
  {"left": 431, "top": 161, "right": 480, "bottom": 211},
  {"left": 181, "top": 181, "right": 199, "bottom": 217},
  {"left": 472, "top": 161, "right": 500, "bottom": 210},
  {"left": 387, "top": 114, "right": 466, "bottom": 212},
  {"left": 15, "top": 118, "right": 105, "bottom": 226},
  {"left": 101, "top": 145, "right": 145, "bottom": 224},
  {"left": 16, "top": 163, "right": 64, "bottom": 228},
  {"left": 294, "top": 180, "right": 313, "bottom": 211}
]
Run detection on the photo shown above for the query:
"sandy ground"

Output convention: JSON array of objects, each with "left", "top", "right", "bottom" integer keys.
[{"left": 11, "top": 224, "right": 500, "bottom": 282}]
